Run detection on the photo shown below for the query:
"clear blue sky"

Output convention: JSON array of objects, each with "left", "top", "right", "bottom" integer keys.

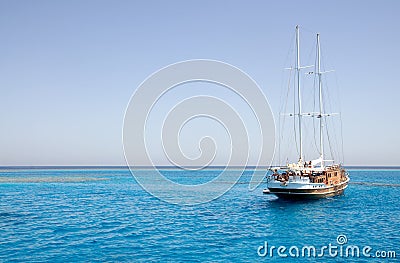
[{"left": 0, "top": 0, "right": 399, "bottom": 166}]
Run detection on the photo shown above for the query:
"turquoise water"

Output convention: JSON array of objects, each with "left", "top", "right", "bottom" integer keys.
[{"left": 0, "top": 168, "right": 399, "bottom": 262}]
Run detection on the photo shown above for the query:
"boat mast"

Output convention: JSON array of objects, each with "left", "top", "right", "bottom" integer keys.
[
  {"left": 295, "top": 25, "right": 303, "bottom": 163},
  {"left": 317, "top": 33, "right": 324, "bottom": 168}
]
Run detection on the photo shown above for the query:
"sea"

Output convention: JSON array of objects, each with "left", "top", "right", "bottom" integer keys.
[{"left": 0, "top": 168, "right": 399, "bottom": 262}]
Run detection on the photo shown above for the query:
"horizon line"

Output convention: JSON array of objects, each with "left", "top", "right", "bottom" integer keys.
[{"left": 1, "top": 165, "right": 400, "bottom": 170}]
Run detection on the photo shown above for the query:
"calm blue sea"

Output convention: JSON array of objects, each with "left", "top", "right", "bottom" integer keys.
[{"left": 0, "top": 168, "right": 399, "bottom": 262}]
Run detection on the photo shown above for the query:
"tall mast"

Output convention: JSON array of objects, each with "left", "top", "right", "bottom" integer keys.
[
  {"left": 317, "top": 33, "right": 324, "bottom": 168},
  {"left": 295, "top": 25, "right": 303, "bottom": 162}
]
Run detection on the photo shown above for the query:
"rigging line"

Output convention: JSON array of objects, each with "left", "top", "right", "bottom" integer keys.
[
  {"left": 280, "top": 27, "right": 296, "bottom": 98},
  {"left": 278, "top": 32, "right": 296, "bottom": 165},
  {"left": 328, "top": 110, "right": 340, "bottom": 163},
  {"left": 279, "top": 39, "right": 295, "bottom": 114},
  {"left": 278, "top": 108, "right": 282, "bottom": 166},
  {"left": 324, "top": 116, "right": 331, "bottom": 159},
  {"left": 320, "top": 45, "right": 336, "bottom": 120},
  {"left": 339, "top": 113, "right": 345, "bottom": 164},
  {"left": 281, "top": 69, "right": 293, "bottom": 124},
  {"left": 332, "top": 67, "right": 345, "bottom": 164},
  {"left": 322, "top": 67, "right": 341, "bottom": 163},
  {"left": 280, "top": 68, "right": 293, "bottom": 165},
  {"left": 324, "top": 115, "right": 336, "bottom": 162},
  {"left": 330, "top": 113, "right": 340, "bottom": 162},
  {"left": 320, "top": 47, "right": 341, "bottom": 162},
  {"left": 323, "top": 75, "right": 341, "bottom": 164}
]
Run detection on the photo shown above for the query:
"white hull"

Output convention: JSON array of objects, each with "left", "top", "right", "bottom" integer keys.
[{"left": 267, "top": 176, "right": 349, "bottom": 199}]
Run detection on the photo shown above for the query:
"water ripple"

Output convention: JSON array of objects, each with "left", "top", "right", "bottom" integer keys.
[{"left": 0, "top": 169, "right": 399, "bottom": 262}]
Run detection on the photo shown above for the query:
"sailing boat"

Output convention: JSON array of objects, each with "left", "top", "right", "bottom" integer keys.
[{"left": 266, "top": 26, "right": 350, "bottom": 199}]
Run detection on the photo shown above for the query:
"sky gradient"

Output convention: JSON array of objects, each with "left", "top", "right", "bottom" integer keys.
[{"left": 0, "top": 0, "right": 399, "bottom": 166}]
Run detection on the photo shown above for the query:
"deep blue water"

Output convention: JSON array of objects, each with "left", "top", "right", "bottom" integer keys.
[{"left": 0, "top": 168, "right": 399, "bottom": 262}]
